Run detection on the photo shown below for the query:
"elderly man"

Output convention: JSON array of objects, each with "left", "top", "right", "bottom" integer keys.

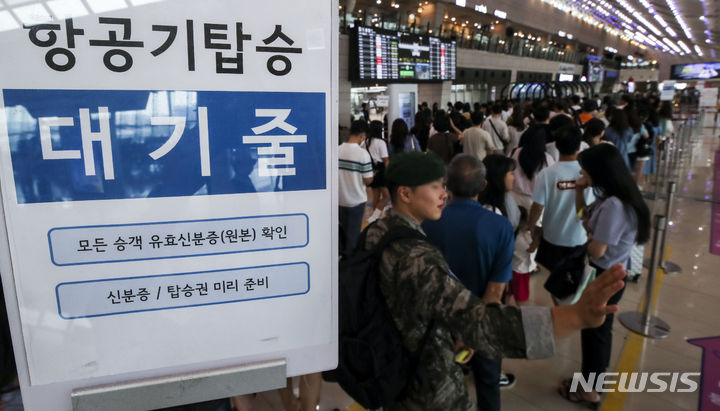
[{"left": 423, "top": 154, "right": 514, "bottom": 411}]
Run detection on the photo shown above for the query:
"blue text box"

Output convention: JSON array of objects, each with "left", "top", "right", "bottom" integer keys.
[{"left": 3, "top": 89, "right": 326, "bottom": 204}]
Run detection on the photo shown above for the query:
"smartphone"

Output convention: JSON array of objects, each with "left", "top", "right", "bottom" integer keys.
[{"left": 454, "top": 349, "right": 471, "bottom": 364}]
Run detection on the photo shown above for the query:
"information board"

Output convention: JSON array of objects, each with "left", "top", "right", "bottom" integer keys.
[
  {"left": 0, "top": 0, "right": 337, "bottom": 409},
  {"left": 660, "top": 80, "right": 676, "bottom": 101},
  {"left": 352, "top": 26, "right": 456, "bottom": 81},
  {"left": 699, "top": 87, "right": 718, "bottom": 108},
  {"left": 586, "top": 56, "right": 604, "bottom": 83},
  {"left": 671, "top": 62, "right": 720, "bottom": 80}
]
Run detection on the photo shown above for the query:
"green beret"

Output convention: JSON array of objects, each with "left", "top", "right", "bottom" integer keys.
[{"left": 385, "top": 151, "right": 445, "bottom": 186}]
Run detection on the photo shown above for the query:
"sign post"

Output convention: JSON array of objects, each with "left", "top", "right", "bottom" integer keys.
[{"left": 0, "top": 0, "right": 338, "bottom": 409}]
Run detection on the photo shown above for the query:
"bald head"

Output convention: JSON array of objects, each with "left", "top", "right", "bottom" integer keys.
[{"left": 447, "top": 154, "right": 487, "bottom": 199}]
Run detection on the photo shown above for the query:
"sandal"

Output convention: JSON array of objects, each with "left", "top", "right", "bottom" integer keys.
[{"left": 558, "top": 379, "right": 600, "bottom": 410}]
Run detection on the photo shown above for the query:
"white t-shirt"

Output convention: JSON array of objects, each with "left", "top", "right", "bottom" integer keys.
[
  {"left": 511, "top": 148, "right": 555, "bottom": 197},
  {"left": 545, "top": 141, "right": 590, "bottom": 162},
  {"left": 532, "top": 161, "right": 594, "bottom": 247},
  {"left": 513, "top": 229, "right": 534, "bottom": 273},
  {"left": 482, "top": 116, "right": 509, "bottom": 150},
  {"left": 501, "top": 108, "right": 513, "bottom": 122},
  {"left": 365, "top": 138, "right": 389, "bottom": 164},
  {"left": 338, "top": 143, "right": 373, "bottom": 207}
]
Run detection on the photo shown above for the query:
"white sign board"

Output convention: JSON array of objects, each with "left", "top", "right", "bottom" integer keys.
[
  {"left": 558, "top": 63, "right": 576, "bottom": 74},
  {"left": 0, "top": 0, "right": 338, "bottom": 409},
  {"left": 660, "top": 80, "right": 676, "bottom": 101},
  {"left": 375, "top": 95, "right": 390, "bottom": 108},
  {"left": 699, "top": 87, "right": 718, "bottom": 108}
]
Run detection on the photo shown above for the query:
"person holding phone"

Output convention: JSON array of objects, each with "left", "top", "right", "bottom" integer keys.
[{"left": 559, "top": 143, "right": 650, "bottom": 407}]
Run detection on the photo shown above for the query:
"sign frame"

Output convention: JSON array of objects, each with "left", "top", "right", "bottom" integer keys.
[{"left": 0, "top": 0, "right": 339, "bottom": 408}]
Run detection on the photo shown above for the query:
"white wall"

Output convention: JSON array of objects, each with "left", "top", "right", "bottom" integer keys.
[
  {"left": 618, "top": 69, "right": 660, "bottom": 83},
  {"left": 418, "top": 82, "right": 452, "bottom": 107},
  {"left": 458, "top": 48, "right": 584, "bottom": 75}
]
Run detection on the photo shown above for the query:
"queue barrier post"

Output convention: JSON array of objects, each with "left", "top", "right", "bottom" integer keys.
[
  {"left": 643, "top": 181, "right": 682, "bottom": 274},
  {"left": 619, "top": 215, "right": 671, "bottom": 339},
  {"left": 657, "top": 181, "right": 683, "bottom": 275}
]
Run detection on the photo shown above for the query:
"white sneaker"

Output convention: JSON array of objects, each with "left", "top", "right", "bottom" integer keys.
[
  {"left": 499, "top": 372, "right": 516, "bottom": 389},
  {"left": 367, "top": 209, "right": 382, "bottom": 224}
]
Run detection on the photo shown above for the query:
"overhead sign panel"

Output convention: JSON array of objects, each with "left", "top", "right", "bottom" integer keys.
[
  {"left": 670, "top": 62, "right": 720, "bottom": 80},
  {"left": 351, "top": 26, "right": 456, "bottom": 81}
]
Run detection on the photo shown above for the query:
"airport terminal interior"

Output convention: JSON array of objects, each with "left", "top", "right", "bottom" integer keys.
[{"left": 1, "top": 0, "right": 720, "bottom": 410}]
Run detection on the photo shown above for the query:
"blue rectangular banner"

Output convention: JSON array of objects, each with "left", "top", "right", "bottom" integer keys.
[{"left": 3, "top": 89, "right": 326, "bottom": 203}]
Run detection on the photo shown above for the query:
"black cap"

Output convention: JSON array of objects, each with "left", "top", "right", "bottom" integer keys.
[{"left": 386, "top": 151, "right": 445, "bottom": 186}]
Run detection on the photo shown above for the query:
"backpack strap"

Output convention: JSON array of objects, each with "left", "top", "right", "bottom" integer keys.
[
  {"left": 488, "top": 119, "right": 508, "bottom": 146},
  {"left": 371, "top": 224, "right": 427, "bottom": 256},
  {"left": 351, "top": 221, "right": 426, "bottom": 258}
]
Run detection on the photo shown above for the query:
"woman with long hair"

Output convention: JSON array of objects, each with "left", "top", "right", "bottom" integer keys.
[
  {"left": 364, "top": 120, "right": 390, "bottom": 223},
  {"left": 657, "top": 100, "right": 674, "bottom": 141},
  {"left": 582, "top": 118, "right": 606, "bottom": 147},
  {"left": 480, "top": 154, "right": 520, "bottom": 229},
  {"left": 481, "top": 154, "right": 529, "bottom": 307},
  {"left": 388, "top": 118, "right": 420, "bottom": 157},
  {"left": 624, "top": 105, "right": 644, "bottom": 171},
  {"left": 631, "top": 109, "right": 653, "bottom": 188},
  {"left": 559, "top": 143, "right": 650, "bottom": 407},
  {"left": 511, "top": 127, "right": 555, "bottom": 210},
  {"left": 506, "top": 107, "right": 527, "bottom": 156},
  {"left": 411, "top": 111, "right": 430, "bottom": 152},
  {"left": 603, "top": 107, "right": 632, "bottom": 168},
  {"left": 643, "top": 104, "right": 661, "bottom": 175}
]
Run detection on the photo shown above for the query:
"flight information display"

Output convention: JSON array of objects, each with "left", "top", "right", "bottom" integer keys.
[
  {"left": 671, "top": 63, "right": 720, "bottom": 80},
  {"left": 352, "top": 27, "right": 456, "bottom": 81}
]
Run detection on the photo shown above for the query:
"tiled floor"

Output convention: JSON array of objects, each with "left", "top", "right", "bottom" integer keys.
[{"left": 244, "top": 122, "right": 720, "bottom": 410}]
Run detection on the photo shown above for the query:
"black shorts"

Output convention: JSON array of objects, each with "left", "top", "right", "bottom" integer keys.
[
  {"left": 369, "top": 163, "right": 386, "bottom": 188},
  {"left": 536, "top": 238, "right": 585, "bottom": 272}
]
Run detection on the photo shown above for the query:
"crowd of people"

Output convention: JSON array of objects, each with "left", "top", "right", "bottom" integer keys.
[{"left": 337, "top": 92, "right": 662, "bottom": 410}]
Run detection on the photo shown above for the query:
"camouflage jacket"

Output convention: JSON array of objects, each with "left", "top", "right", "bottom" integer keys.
[{"left": 364, "top": 210, "right": 555, "bottom": 411}]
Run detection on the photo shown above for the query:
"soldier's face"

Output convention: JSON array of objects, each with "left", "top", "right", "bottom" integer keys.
[{"left": 406, "top": 179, "right": 448, "bottom": 222}]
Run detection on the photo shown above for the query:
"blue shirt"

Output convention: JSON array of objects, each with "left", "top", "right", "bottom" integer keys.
[
  {"left": 603, "top": 127, "right": 632, "bottom": 168},
  {"left": 422, "top": 199, "right": 514, "bottom": 297},
  {"left": 587, "top": 196, "right": 638, "bottom": 270}
]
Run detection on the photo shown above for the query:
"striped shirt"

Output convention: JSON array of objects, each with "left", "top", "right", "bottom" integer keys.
[{"left": 338, "top": 143, "right": 373, "bottom": 207}]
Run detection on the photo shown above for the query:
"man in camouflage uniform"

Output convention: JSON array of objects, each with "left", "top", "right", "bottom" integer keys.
[{"left": 363, "top": 151, "right": 626, "bottom": 410}]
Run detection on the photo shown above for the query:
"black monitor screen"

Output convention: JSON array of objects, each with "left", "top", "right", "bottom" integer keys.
[{"left": 352, "top": 26, "right": 456, "bottom": 81}]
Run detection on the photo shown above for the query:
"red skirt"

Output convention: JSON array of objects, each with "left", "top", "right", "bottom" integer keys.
[{"left": 508, "top": 271, "right": 530, "bottom": 302}]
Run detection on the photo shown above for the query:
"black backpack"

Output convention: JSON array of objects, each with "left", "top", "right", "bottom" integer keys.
[{"left": 329, "top": 224, "right": 434, "bottom": 409}]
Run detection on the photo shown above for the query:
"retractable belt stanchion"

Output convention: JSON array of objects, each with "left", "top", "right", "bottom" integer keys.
[
  {"left": 670, "top": 124, "right": 680, "bottom": 169},
  {"left": 643, "top": 181, "right": 682, "bottom": 274},
  {"left": 650, "top": 127, "right": 670, "bottom": 198},
  {"left": 657, "top": 180, "right": 683, "bottom": 274},
  {"left": 619, "top": 215, "right": 671, "bottom": 339}
]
